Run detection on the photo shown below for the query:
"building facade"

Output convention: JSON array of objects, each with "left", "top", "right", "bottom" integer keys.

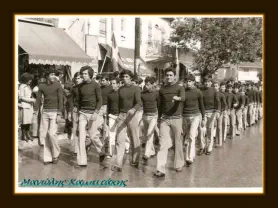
[
  {"left": 216, "top": 61, "right": 262, "bottom": 82},
  {"left": 57, "top": 16, "right": 177, "bottom": 76}
]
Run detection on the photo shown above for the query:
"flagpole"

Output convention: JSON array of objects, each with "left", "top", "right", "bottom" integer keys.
[{"left": 100, "top": 55, "right": 107, "bottom": 74}]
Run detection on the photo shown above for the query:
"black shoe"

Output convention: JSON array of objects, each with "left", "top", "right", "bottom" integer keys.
[
  {"left": 205, "top": 151, "right": 211, "bottom": 155},
  {"left": 153, "top": 171, "right": 165, "bottom": 178},
  {"left": 43, "top": 161, "right": 52, "bottom": 165},
  {"left": 76, "top": 164, "right": 87, "bottom": 168},
  {"left": 198, "top": 149, "right": 205, "bottom": 156},
  {"left": 99, "top": 154, "right": 106, "bottom": 163},
  {"left": 52, "top": 157, "right": 59, "bottom": 164},
  {"left": 21, "top": 128, "right": 29, "bottom": 142},
  {"left": 186, "top": 161, "right": 193, "bottom": 167},
  {"left": 142, "top": 143, "right": 146, "bottom": 148},
  {"left": 236, "top": 133, "right": 240, "bottom": 136},
  {"left": 131, "top": 162, "right": 139, "bottom": 168},
  {"left": 72, "top": 153, "right": 77, "bottom": 157},
  {"left": 111, "top": 166, "right": 122, "bottom": 172},
  {"left": 142, "top": 156, "right": 148, "bottom": 165},
  {"left": 86, "top": 144, "right": 92, "bottom": 154},
  {"left": 26, "top": 131, "right": 33, "bottom": 141}
]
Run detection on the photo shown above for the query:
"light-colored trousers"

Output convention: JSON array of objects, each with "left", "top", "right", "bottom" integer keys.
[
  {"left": 114, "top": 112, "right": 141, "bottom": 168},
  {"left": 235, "top": 109, "right": 243, "bottom": 135},
  {"left": 200, "top": 112, "right": 216, "bottom": 152},
  {"left": 71, "top": 108, "right": 78, "bottom": 154},
  {"left": 248, "top": 103, "right": 254, "bottom": 126},
  {"left": 253, "top": 104, "right": 258, "bottom": 122},
  {"left": 228, "top": 109, "right": 236, "bottom": 137},
  {"left": 142, "top": 114, "right": 157, "bottom": 158},
  {"left": 216, "top": 112, "right": 224, "bottom": 147},
  {"left": 242, "top": 107, "right": 248, "bottom": 130},
  {"left": 222, "top": 111, "right": 228, "bottom": 143},
  {"left": 255, "top": 104, "right": 260, "bottom": 121},
  {"left": 183, "top": 115, "right": 200, "bottom": 162},
  {"left": 77, "top": 112, "right": 104, "bottom": 165},
  {"left": 156, "top": 117, "right": 184, "bottom": 174},
  {"left": 258, "top": 104, "right": 263, "bottom": 119},
  {"left": 40, "top": 111, "right": 60, "bottom": 162},
  {"left": 107, "top": 114, "right": 129, "bottom": 156}
]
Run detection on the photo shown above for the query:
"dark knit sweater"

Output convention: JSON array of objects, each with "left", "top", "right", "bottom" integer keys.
[
  {"left": 216, "top": 91, "right": 228, "bottom": 112},
  {"left": 226, "top": 92, "right": 238, "bottom": 110},
  {"left": 107, "top": 90, "right": 119, "bottom": 115},
  {"left": 234, "top": 93, "right": 244, "bottom": 110},
  {"left": 258, "top": 91, "right": 262, "bottom": 104},
  {"left": 78, "top": 80, "right": 102, "bottom": 113},
  {"left": 141, "top": 90, "right": 159, "bottom": 114},
  {"left": 183, "top": 87, "right": 205, "bottom": 118},
  {"left": 118, "top": 84, "right": 142, "bottom": 113},
  {"left": 71, "top": 85, "right": 79, "bottom": 108},
  {"left": 159, "top": 83, "right": 185, "bottom": 117},
  {"left": 246, "top": 89, "right": 255, "bottom": 103},
  {"left": 35, "top": 81, "right": 63, "bottom": 112},
  {"left": 201, "top": 87, "right": 221, "bottom": 112},
  {"left": 240, "top": 94, "right": 248, "bottom": 107},
  {"left": 244, "top": 95, "right": 249, "bottom": 107},
  {"left": 101, "top": 85, "right": 113, "bottom": 105},
  {"left": 253, "top": 90, "right": 259, "bottom": 104}
]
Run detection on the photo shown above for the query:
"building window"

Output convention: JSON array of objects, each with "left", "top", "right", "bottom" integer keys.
[
  {"left": 148, "top": 21, "right": 152, "bottom": 45},
  {"left": 243, "top": 68, "right": 250, "bottom": 76},
  {"left": 99, "top": 18, "right": 107, "bottom": 37}
]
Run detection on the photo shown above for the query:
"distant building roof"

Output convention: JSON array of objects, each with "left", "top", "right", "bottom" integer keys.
[{"left": 238, "top": 61, "right": 262, "bottom": 68}]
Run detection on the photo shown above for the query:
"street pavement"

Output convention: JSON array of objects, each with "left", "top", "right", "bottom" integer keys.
[{"left": 18, "top": 120, "right": 263, "bottom": 188}]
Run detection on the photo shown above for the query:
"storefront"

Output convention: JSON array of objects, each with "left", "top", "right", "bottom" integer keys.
[{"left": 18, "top": 21, "right": 92, "bottom": 84}]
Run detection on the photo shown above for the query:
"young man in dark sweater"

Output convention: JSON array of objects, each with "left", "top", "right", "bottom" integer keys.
[
  {"left": 213, "top": 81, "right": 227, "bottom": 148},
  {"left": 99, "top": 75, "right": 113, "bottom": 152},
  {"left": 111, "top": 70, "right": 142, "bottom": 172},
  {"left": 182, "top": 74, "right": 205, "bottom": 167},
  {"left": 257, "top": 83, "right": 263, "bottom": 120},
  {"left": 70, "top": 72, "right": 83, "bottom": 156},
  {"left": 141, "top": 76, "right": 160, "bottom": 165},
  {"left": 220, "top": 82, "right": 229, "bottom": 143},
  {"left": 154, "top": 68, "right": 185, "bottom": 177},
  {"left": 240, "top": 84, "right": 249, "bottom": 131},
  {"left": 76, "top": 66, "right": 104, "bottom": 167},
  {"left": 226, "top": 84, "right": 238, "bottom": 139},
  {"left": 199, "top": 77, "right": 221, "bottom": 156},
  {"left": 107, "top": 77, "right": 121, "bottom": 158},
  {"left": 131, "top": 76, "right": 144, "bottom": 149},
  {"left": 253, "top": 84, "right": 259, "bottom": 123},
  {"left": 246, "top": 82, "right": 255, "bottom": 126},
  {"left": 234, "top": 83, "right": 244, "bottom": 136},
  {"left": 34, "top": 69, "right": 63, "bottom": 165}
]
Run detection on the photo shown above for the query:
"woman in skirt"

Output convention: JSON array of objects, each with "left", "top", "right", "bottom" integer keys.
[{"left": 18, "top": 73, "right": 36, "bottom": 142}]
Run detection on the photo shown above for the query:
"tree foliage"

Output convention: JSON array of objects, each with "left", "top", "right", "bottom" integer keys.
[{"left": 169, "top": 17, "right": 262, "bottom": 77}]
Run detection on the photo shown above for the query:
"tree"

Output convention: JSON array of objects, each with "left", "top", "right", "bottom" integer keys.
[{"left": 169, "top": 17, "right": 262, "bottom": 78}]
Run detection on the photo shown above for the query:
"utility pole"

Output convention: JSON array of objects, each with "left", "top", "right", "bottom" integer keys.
[{"left": 134, "top": 18, "right": 141, "bottom": 77}]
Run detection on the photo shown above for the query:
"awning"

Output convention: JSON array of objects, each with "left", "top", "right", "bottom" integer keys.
[
  {"left": 18, "top": 21, "right": 92, "bottom": 65},
  {"left": 118, "top": 47, "right": 155, "bottom": 76}
]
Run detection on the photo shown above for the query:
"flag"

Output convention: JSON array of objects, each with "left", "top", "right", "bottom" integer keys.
[{"left": 110, "top": 32, "right": 119, "bottom": 71}]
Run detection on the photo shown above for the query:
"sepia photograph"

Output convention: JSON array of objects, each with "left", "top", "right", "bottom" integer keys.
[{"left": 15, "top": 14, "right": 264, "bottom": 194}]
